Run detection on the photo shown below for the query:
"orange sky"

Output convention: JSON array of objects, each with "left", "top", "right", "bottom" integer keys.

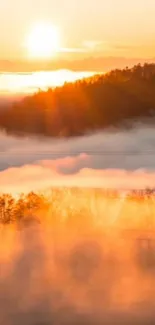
[{"left": 1, "top": 0, "right": 155, "bottom": 70}]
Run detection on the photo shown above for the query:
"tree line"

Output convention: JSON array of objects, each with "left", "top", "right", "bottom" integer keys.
[
  {"left": 0, "top": 63, "right": 155, "bottom": 137},
  {"left": 0, "top": 188, "right": 96, "bottom": 225},
  {"left": 0, "top": 187, "right": 155, "bottom": 225}
]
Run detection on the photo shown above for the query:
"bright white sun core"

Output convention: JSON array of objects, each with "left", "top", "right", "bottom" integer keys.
[{"left": 26, "top": 22, "right": 61, "bottom": 59}]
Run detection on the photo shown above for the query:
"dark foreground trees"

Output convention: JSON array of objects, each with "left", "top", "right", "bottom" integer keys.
[{"left": 1, "top": 63, "right": 155, "bottom": 137}]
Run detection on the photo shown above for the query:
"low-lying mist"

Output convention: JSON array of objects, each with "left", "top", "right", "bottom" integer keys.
[
  {"left": 1, "top": 192, "right": 155, "bottom": 325},
  {"left": 0, "top": 123, "right": 155, "bottom": 192}
]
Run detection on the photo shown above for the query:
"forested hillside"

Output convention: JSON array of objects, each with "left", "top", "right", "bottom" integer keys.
[{"left": 1, "top": 63, "right": 155, "bottom": 137}]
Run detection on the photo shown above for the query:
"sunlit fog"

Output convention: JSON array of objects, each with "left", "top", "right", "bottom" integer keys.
[
  {"left": 0, "top": 123, "right": 154, "bottom": 193},
  {"left": 0, "top": 70, "right": 96, "bottom": 94}
]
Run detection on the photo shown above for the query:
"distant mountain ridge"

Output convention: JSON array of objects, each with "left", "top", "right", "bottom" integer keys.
[{"left": 0, "top": 57, "right": 155, "bottom": 72}]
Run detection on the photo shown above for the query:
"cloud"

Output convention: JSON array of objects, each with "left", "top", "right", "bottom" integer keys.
[
  {"left": 82, "top": 40, "right": 104, "bottom": 51},
  {"left": 1, "top": 121, "right": 155, "bottom": 169},
  {"left": 112, "top": 44, "right": 135, "bottom": 51},
  {"left": 58, "top": 40, "right": 105, "bottom": 54},
  {"left": 59, "top": 40, "right": 104, "bottom": 54},
  {"left": 1, "top": 156, "right": 155, "bottom": 194},
  {"left": 0, "top": 121, "right": 155, "bottom": 193},
  {"left": 59, "top": 47, "right": 88, "bottom": 53},
  {"left": 80, "top": 40, "right": 135, "bottom": 53}
]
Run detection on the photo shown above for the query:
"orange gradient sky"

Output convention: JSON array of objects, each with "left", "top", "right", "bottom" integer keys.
[{"left": 1, "top": 0, "right": 155, "bottom": 61}]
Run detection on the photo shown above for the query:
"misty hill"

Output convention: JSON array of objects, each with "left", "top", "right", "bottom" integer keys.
[{"left": 1, "top": 63, "right": 155, "bottom": 137}]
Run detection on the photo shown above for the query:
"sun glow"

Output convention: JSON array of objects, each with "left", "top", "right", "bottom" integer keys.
[{"left": 26, "top": 23, "right": 60, "bottom": 59}]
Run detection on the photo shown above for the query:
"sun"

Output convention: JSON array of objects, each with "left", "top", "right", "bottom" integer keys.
[{"left": 26, "top": 23, "right": 60, "bottom": 59}]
